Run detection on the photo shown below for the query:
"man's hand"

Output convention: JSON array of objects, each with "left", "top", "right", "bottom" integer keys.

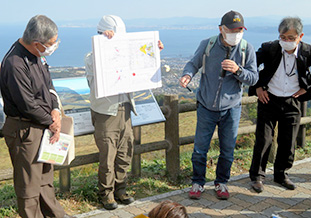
[
  {"left": 221, "top": 59, "right": 239, "bottom": 73},
  {"left": 256, "top": 87, "right": 270, "bottom": 104},
  {"left": 292, "top": 88, "right": 307, "bottom": 98},
  {"left": 180, "top": 75, "right": 191, "bottom": 88},
  {"left": 49, "top": 130, "right": 60, "bottom": 144},
  {"left": 103, "top": 30, "right": 115, "bottom": 39},
  {"left": 49, "top": 109, "right": 61, "bottom": 144},
  {"left": 158, "top": 40, "right": 164, "bottom": 51}
]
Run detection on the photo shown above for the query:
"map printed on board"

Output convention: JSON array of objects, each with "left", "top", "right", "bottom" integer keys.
[
  {"left": 92, "top": 31, "right": 162, "bottom": 98},
  {"left": 131, "top": 89, "right": 165, "bottom": 127},
  {"left": 52, "top": 77, "right": 165, "bottom": 135}
]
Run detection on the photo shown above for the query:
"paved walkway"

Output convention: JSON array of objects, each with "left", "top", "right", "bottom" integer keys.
[{"left": 76, "top": 158, "right": 311, "bottom": 218}]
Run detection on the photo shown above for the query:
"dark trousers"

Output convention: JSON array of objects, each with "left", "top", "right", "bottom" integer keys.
[
  {"left": 249, "top": 93, "right": 301, "bottom": 182},
  {"left": 2, "top": 117, "right": 65, "bottom": 218},
  {"left": 91, "top": 103, "right": 134, "bottom": 201}
]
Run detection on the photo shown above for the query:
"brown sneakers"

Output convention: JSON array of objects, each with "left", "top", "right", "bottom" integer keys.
[
  {"left": 102, "top": 198, "right": 118, "bottom": 210},
  {"left": 115, "top": 193, "right": 135, "bottom": 205}
]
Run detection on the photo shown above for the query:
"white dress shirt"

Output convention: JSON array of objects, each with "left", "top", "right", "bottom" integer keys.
[{"left": 268, "top": 47, "right": 300, "bottom": 97}]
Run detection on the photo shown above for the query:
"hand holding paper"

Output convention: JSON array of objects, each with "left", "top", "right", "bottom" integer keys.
[{"left": 37, "top": 129, "right": 74, "bottom": 165}]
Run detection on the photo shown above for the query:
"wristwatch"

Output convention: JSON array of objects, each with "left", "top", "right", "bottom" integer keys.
[{"left": 235, "top": 67, "right": 242, "bottom": 76}]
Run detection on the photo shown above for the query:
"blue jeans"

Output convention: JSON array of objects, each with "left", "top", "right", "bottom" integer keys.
[{"left": 192, "top": 102, "right": 241, "bottom": 186}]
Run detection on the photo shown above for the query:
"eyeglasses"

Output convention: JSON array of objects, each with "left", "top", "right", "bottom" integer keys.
[
  {"left": 40, "top": 39, "right": 60, "bottom": 49},
  {"left": 279, "top": 35, "right": 298, "bottom": 42}
]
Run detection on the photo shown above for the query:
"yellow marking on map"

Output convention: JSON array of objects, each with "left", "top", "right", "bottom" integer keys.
[
  {"left": 140, "top": 44, "right": 154, "bottom": 57},
  {"left": 134, "top": 91, "right": 152, "bottom": 101},
  {"left": 141, "top": 94, "right": 152, "bottom": 100},
  {"left": 134, "top": 92, "right": 147, "bottom": 99},
  {"left": 140, "top": 45, "right": 147, "bottom": 54}
]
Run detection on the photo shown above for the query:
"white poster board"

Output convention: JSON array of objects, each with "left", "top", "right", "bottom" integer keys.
[
  {"left": 131, "top": 90, "right": 165, "bottom": 126},
  {"left": 92, "top": 31, "right": 162, "bottom": 98},
  {"left": 65, "top": 108, "right": 94, "bottom": 136},
  {"left": 52, "top": 77, "right": 165, "bottom": 134},
  {"left": 53, "top": 77, "right": 94, "bottom": 136}
]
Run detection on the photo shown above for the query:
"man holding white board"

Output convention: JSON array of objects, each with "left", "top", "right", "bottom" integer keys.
[{"left": 84, "top": 15, "right": 164, "bottom": 210}]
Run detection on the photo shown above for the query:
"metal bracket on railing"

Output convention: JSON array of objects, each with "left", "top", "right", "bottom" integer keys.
[
  {"left": 161, "top": 105, "right": 171, "bottom": 118},
  {"left": 165, "top": 139, "right": 173, "bottom": 152}
]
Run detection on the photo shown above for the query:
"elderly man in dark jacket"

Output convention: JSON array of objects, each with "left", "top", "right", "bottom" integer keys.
[
  {"left": 0, "top": 15, "right": 73, "bottom": 218},
  {"left": 249, "top": 17, "right": 311, "bottom": 193}
]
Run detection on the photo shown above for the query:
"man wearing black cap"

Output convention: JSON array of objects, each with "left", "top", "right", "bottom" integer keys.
[{"left": 180, "top": 10, "right": 258, "bottom": 200}]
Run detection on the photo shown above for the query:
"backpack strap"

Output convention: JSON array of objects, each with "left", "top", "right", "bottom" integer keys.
[
  {"left": 201, "top": 36, "right": 247, "bottom": 73},
  {"left": 205, "top": 35, "right": 218, "bottom": 57},
  {"left": 202, "top": 35, "right": 218, "bottom": 74}
]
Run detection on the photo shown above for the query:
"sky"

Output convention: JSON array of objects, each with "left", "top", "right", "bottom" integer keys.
[{"left": 1, "top": 0, "right": 311, "bottom": 25}]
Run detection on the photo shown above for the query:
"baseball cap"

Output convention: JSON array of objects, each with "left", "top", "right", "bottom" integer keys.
[{"left": 220, "top": 10, "right": 247, "bottom": 30}]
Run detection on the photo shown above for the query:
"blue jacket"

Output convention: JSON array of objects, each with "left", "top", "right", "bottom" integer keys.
[{"left": 183, "top": 34, "right": 258, "bottom": 111}]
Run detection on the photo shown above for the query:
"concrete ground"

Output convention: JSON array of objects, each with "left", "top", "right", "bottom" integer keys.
[{"left": 75, "top": 158, "right": 311, "bottom": 218}]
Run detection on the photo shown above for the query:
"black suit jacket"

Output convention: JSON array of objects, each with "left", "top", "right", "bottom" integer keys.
[{"left": 249, "top": 40, "right": 311, "bottom": 101}]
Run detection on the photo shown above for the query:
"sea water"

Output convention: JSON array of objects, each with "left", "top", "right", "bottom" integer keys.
[{"left": 0, "top": 25, "right": 311, "bottom": 67}]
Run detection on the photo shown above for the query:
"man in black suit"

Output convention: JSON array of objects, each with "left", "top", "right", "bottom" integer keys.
[{"left": 249, "top": 17, "right": 311, "bottom": 193}]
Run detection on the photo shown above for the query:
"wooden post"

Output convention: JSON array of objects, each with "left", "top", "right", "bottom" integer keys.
[
  {"left": 59, "top": 168, "right": 70, "bottom": 192},
  {"left": 297, "top": 101, "right": 307, "bottom": 148},
  {"left": 131, "top": 126, "right": 142, "bottom": 176},
  {"left": 164, "top": 95, "right": 180, "bottom": 180}
]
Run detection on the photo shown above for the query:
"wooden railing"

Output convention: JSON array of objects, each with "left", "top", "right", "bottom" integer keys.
[{"left": 0, "top": 95, "right": 310, "bottom": 192}]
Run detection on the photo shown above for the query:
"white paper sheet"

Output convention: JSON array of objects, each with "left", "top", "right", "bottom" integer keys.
[{"left": 38, "top": 129, "right": 74, "bottom": 165}]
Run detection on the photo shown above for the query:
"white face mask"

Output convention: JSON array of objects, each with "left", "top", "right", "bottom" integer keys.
[
  {"left": 279, "top": 40, "right": 297, "bottom": 51},
  {"left": 223, "top": 32, "right": 244, "bottom": 46},
  {"left": 37, "top": 40, "right": 60, "bottom": 56}
]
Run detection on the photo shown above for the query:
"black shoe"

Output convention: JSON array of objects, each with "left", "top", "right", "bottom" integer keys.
[
  {"left": 115, "top": 193, "right": 134, "bottom": 205},
  {"left": 102, "top": 199, "right": 118, "bottom": 210},
  {"left": 251, "top": 181, "right": 264, "bottom": 193},
  {"left": 274, "top": 178, "right": 296, "bottom": 190}
]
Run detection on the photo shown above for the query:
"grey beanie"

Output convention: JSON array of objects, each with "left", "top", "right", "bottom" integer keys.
[{"left": 97, "top": 15, "right": 126, "bottom": 34}]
